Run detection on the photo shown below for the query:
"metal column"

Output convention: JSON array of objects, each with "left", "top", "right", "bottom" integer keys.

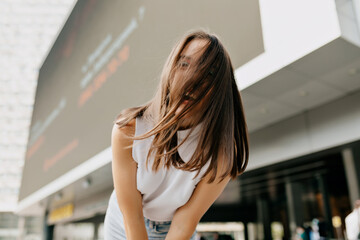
[
  {"left": 43, "top": 211, "right": 54, "bottom": 240},
  {"left": 256, "top": 197, "right": 271, "bottom": 240},
  {"left": 316, "top": 173, "right": 334, "bottom": 238},
  {"left": 342, "top": 148, "right": 360, "bottom": 204}
]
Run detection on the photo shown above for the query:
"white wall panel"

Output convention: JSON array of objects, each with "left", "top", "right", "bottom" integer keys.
[
  {"left": 236, "top": 0, "right": 342, "bottom": 90},
  {"left": 248, "top": 114, "right": 311, "bottom": 170},
  {"left": 308, "top": 91, "right": 360, "bottom": 150},
  {"left": 248, "top": 90, "right": 360, "bottom": 170}
]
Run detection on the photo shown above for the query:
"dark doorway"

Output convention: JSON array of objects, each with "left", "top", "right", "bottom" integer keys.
[{"left": 204, "top": 151, "right": 352, "bottom": 240}]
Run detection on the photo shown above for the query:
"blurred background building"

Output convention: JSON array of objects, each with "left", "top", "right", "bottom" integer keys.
[
  {"left": 0, "top": 0, "right": 77, "bottom": 239},
  {"left": 0, "top": 0, "right": 360, "bottom": 239}
]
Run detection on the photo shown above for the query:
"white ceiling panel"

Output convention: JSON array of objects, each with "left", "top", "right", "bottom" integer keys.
[
  {"left": 276, "top": 81, "right": 345, "bottom": 109},
  {"left": 243, "top": 37, "right": 360, "bottom": 133},
  {"left": 245, "top": 99, "right": 300, "bottom": 130},
  {"left": 318, "top": 57, "right": 360, "bottom": 92},
  {"left": 287, "top": 38, "right": 360, "bottom": 78},
  {"left": 241, "top": 91, "right": 269, "bottom": 109},
  {"left": 245, "top": 67, "right": 313, "bottom": 98}
]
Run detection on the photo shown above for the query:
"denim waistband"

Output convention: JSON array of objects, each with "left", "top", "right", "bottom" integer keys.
[
  {"left": 144, "top": 217, "right": 171, "bottom": 230},
  {"left": 144, "top": 217, "right": 197, "bottom": 240}
]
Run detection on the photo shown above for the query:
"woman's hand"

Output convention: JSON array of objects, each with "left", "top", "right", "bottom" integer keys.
[{"left": 111, "top": 120, "right": 148, "bottom": 240}]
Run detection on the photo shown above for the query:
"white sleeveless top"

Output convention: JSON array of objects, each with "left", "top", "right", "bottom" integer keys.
[{"left": 130, "top": 116, "right": 210, "bottom": 221}]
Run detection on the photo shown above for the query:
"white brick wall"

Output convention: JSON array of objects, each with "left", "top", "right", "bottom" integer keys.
[{"left": 0, "top": 0, "right": 76, "bottom": 212}]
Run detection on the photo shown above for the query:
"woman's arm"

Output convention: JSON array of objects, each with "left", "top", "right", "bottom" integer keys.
[
  {"left": 165, "top": 156, "right": 232, "bottom": 240},
  {"left": 111, "top": 120, "right": 148, "bottom": 240}
]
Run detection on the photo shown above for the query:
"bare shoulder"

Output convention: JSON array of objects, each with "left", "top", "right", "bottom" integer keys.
[
  {"left": 112, "top": 118, "right": 135, "bottom": 136},
  {"left": 111, "top": 118, "right": 136, "bottom": 149}
]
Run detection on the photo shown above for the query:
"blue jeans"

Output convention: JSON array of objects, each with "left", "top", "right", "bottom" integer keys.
[{"left": 144, "top": 217, "right": 197, "bottom": 240}]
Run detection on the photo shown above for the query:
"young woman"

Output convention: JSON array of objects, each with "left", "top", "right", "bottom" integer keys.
[{"left": 104, "top": 30, "right": 249, "bottom": 240}]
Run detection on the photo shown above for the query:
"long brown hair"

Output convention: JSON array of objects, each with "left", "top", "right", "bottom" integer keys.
[{"left": 113, "top": 30, "right": 249, "bottom": 183}]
